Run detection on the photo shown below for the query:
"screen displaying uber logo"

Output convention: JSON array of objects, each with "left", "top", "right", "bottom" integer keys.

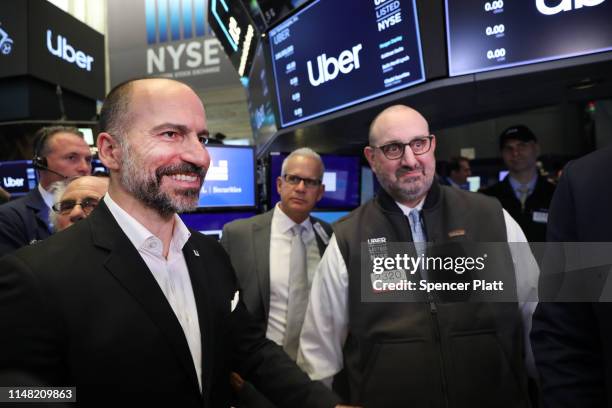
[
  {"left": 269, "top": 0, "right": 425, "bottom": 128},
  {"left": 445, "top": 0, "right": 612, "bottom": 76}
]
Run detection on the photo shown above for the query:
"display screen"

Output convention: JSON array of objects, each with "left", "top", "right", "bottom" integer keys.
[
  {"left": 0, "top": 160, "right": 38, "bottom": 198},
  {"left": 179, "top": 210, "right": 257, "bottom": 239},
  {"left": 310, "top": 210, "right": 349, "bottom": 224},
  {"left": 268, "top": 0, "right": 425, "bottom": 127},
  {"left": 246, "top": 42, "right": 277, "bottom": 145},
  {"left": 445, "top": 0, "right": 612, "bottom": 76},
  {"left": 269, "top": 152, "right": 360, "bottom": 209},
  {"left": 199, "top": 146, "right": 256, "bottom": 208}
]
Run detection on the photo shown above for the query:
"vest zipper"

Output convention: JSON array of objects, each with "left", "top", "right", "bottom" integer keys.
[{"left": 429, "top": 301, "right": 450, "bottom": 408}]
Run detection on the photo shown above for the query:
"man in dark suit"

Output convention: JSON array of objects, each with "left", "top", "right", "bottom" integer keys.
[
  {"left": 531, "top": 144, "right": 612, "bottom": 408},
  {"left": 221, "top": 148, "right": 332, "bottom": 407},
  {"left": 0, "top": 78, "right": 346, "bottom": 408},
  {"left": 482, "top": 125, "right": 555, "bottom": 242},
  {"left": 0, "top": 126, "right": 92, "bottom": 256}
]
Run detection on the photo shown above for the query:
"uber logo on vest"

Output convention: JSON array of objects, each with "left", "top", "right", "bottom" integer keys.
[
  {"left": 3, "top": 177, "right": 24, "bottom": 188},
  {"left": 46, "top": 30, "right": 94, "bottom": 71},
  {"left": 307, "top": 44, "right": 363, "bottom": 87},
  {"left": 536, "top": 0, "right": 605, "bottom": 15}
]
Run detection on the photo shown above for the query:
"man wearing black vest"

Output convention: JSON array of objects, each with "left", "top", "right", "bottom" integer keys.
[
  {"left": 482, "top": 125, "right": 556, "bottom": 242},
  {"left": 298, "top": 105, "right": 539, "bottom": 407}
]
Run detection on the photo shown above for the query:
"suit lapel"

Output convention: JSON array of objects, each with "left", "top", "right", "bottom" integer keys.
[
  {"left": 252, "top": 210, "right": 273, "bottom": 318},
  {"left": 25, "top": 188, "right": 51, "bottom": 234},
  {"left": 91, "top": 202, "right": 201, "bottom": 394},
  {"left": 183, "top": 239, "right": 214, "bottom": 400}
]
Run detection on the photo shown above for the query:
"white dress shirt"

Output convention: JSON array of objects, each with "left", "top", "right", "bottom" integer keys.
[
  {"left": 297, "top": 205, "right": 539, "bottom": 385},
  {"left": 267, "top": 204, "right": 322, "bottom": 347},
  {"left": 104, "top": 194, "right": 203, "bottom": 391},
  {"left": 38, "top": 183, "right": 54, "bottom": 209}
]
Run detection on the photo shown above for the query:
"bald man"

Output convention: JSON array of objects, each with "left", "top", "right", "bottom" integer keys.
[
  {"left": 298, "top": 105, "right": 539, "bottom": 407},
  {"left": 49, "top": 176, "right": 109, "bottom": 232}
]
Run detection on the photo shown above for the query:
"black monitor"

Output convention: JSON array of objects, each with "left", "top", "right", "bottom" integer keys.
[
  {"left": 445, "top": 0, "right": 612, "bottom": 76},
  {"left": 179, "top": 211, "right": 257, "bottom": 239},
  {"left": 0, "top": 160, "right": 38, "bottom": 198},
  {"left": 268, "top": 0, "right": 426, "bottom": 127},
  {"left": 199, "top": 145, "right": 257, "bottom": 209}
]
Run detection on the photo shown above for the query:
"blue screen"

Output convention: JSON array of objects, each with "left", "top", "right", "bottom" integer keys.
[
  {"left": 179, "top": 211, "right": 257, "bottom": 239},
  {"left": 269, "top": 152, "right": 360, "bottom": 209},
  {"left": 445, "top": 0, "right": 612, "bottom": 76},
  {"left": 199, "top": 146, "right": 256, "bottom": 208},
  {"left": 268, "top": 0, "right": 425, "bottom": 127},
  {"left": 0, "top": 160, "right": 38, "bottom": 198},
  {"left": 311, "top": 211, "right": 349, "bottom": 224}
]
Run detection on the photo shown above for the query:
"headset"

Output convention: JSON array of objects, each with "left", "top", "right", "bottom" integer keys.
[{"left": 32, "top": 127, "right": 69, "bottom": 179}]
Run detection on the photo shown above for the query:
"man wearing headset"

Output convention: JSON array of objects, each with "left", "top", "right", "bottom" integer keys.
[{"left": 0, "top": 126, "right": 92, "bottom": 257}]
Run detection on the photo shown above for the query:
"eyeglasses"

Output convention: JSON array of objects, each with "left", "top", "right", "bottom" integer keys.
[
  {"left": 282, "top": 174, "right": 322, "bottom": 188},
  {"left": 52, "top": 197, "right": 100, "bottom": 215},
  {"left": 371, "top": 135, "right": 434, "bottom": 160}
]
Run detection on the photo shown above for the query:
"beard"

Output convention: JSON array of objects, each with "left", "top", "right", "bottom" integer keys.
[
  {"left": 120, "top": 142, "right": 207, "bottom": 219},
  {"left": 376, "top": 165, "right": 434, "bottom": 205}
]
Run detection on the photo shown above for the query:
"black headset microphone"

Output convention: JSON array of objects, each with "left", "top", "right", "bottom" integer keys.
[
  {"left": 32, "top": 128, "right": 69, "bottom": 179},
  {"left": 32, "top": 156, "right": 69, "bottom": 179}
]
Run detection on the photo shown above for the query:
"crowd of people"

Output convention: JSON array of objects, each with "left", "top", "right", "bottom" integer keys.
[{"left": 0, "top": 78, "right": 610, "bottom": 408}]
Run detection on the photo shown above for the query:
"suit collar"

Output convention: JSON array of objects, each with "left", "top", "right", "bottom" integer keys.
[
  {"left": 88, "top": 202, "right": 202, "bottom": 396},
  {"left": 24, "top": 188, "right": 51, "bottom": 232}
]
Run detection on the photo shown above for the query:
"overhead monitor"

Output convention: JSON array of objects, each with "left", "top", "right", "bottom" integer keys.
[
  {"left": 246, "top": 42, "right": 277, "bottom": 145},
  {"left": 269, "top": 152, "right": 360, "bottom": 209},
  {"left": 268, "top": 0, "right": 425, "bottom": 127},
  {"left": 179, "top": 210, "right": 257, "bottom": 239},
  {"left": 199, "top": 145, "right": 256, "bottom": 208},
  {"left": 445, "top": 0, "right": 612, "bottom": 76},
  {"left": 0, "top": 160, "right": 38, "bottom": 198}
]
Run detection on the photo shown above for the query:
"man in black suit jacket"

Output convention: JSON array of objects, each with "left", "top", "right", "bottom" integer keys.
[
  {"left": 0, "top": 78, "right": 344, "bottom": 408},
  {"left": 222, "top": 148, "right": 332, "bottom": 407},
  {"left": 0, "top": 126, "right": 92, "bottom": 257},
  {"left": 531, "top": 144, "right": 612, "bottom": 407}
]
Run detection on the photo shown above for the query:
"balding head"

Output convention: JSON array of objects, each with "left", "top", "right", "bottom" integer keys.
[{"left": 50, "top": 176, "right": 109, "bottom": 232}]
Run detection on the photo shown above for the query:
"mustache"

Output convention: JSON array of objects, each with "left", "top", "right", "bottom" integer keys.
[
  {"left": 396, "top": 165, "right": 425, "bottom": 178},
  {"left": 155, "top": 162, "right": 207, "bottom": 182}
]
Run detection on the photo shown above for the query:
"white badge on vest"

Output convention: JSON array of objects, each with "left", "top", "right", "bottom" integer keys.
[{"left": 532, "top": 211, "right": 548, "bottom": 224}]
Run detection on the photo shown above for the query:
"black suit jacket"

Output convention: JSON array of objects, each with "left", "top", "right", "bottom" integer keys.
[
  {"left": 481, "top": 175, "right": 555, "bottom": 242},
  {"left": 531, "top": 144, "right": 612, "bottom": 408},
  {"left": 0, "top": 201, "right": 340, "bottom": 408},
  {"left": 0, "top": 188, "right": 51, "bottom": 257}
]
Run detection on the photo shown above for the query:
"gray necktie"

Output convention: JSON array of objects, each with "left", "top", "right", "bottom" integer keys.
[
  {"left": 408, "top": 210, "right": 428, "bottom": 280},
  {"left": 518, "top": 185, "right": 530, "bottom": 211},
  {"left": 284, "top": 224, "right": 308, "bottom": 360}
]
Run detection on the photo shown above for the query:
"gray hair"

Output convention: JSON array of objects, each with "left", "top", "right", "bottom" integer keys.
[
  {"left": 280, "top": 147, "right": 325, "bottom": 178},
  {"left": 48, "top": 180, "right": 70, "bottom": 233}
]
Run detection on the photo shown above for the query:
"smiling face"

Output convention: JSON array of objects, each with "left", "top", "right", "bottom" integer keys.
[
  {"left": 364, "top": 105, "right": 436, "bottom": 207},
  {"left": 107, "top": 79, "right": 210, "bottom": 218}
]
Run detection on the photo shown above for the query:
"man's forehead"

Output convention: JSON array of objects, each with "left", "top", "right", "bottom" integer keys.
[
  {"left": 49, "top": 133, "right": 90, "bottom": 152},
  {"left": 65, "top": 178, "right": 108, "bottom": 195},
  {"left": 372, "top": 112, "right": 428, "bottom": 144}
]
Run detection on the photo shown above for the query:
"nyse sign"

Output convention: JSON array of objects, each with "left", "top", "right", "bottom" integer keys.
[
  {"left": 147, "top": 37, "right": 222, "bottom": 77},
  {"left": 108, "top": 0, "right": 239, "bottom": 89}
]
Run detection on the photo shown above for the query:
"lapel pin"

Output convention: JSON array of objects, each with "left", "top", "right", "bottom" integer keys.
[{"left": 193, "top": 249, "right": 200, "bottom": 257}]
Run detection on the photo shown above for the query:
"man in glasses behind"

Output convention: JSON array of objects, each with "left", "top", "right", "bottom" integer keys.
[
  {"left": 49, "top": 175, "right": 109, "bottom": 232},
  {"left": 221, "top": 147, "right": 333, "bottom": 408}
]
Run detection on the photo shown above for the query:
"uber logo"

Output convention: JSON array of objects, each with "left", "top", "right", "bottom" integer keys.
[
  {"left": 3, "top": 177, "right": 24, "bottom": 188},
  {"left": 46, "top": 30, "right": 94, "bottom": 71},
  {"left": 307, "top": 44, "right": 363, "bottom": 87},
  {"left": 536, "top": 0, "right": 605, "bottom": 15}
]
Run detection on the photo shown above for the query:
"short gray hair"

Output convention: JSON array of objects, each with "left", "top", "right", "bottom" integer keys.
[
  {"left": 48, "top": 180, "right": 70, "bottom": 232},
  {"left": 280, "top": 147, "right": 325, "bottom": 178}
]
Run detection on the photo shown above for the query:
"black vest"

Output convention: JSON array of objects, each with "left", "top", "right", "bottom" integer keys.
[{"left": 333, "top": 182, "right": 530, "bottom": 408}]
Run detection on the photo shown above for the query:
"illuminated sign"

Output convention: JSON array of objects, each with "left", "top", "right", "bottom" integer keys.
[
  {"left": 208, "top": 0, "right": 259, "bottom": 78},
  {"left": 0, "top": 26, "right": 13, "bottom": 55},
  {"left": 46, "top": 29, "right": 94, "bottom": 71}
]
